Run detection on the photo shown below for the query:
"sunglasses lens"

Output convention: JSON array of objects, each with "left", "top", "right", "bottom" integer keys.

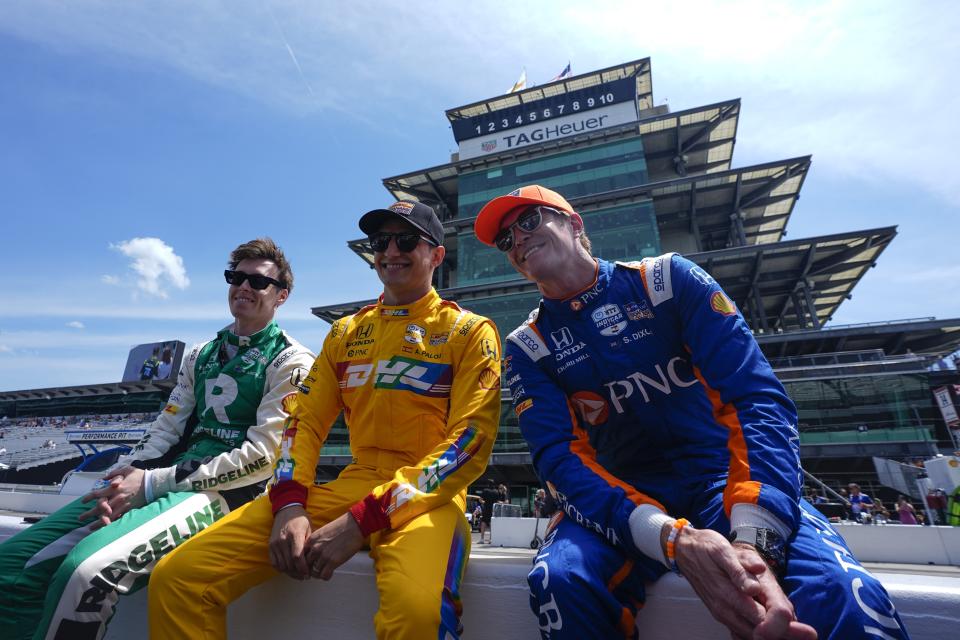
[
  {"left": 517, "top": 210, "right": 543, "bottom": 232},
  {"left": 495, "top": 231, "right": 513, "bottom": 252},
  {"left": 224, "top": 270, "right": 243, "bottom": 285},
  {"left": 395, "top": 234, "right": 421, "bottom": 252},
  {"left": 370, "top": 233, "right": 425, "bottom": 252},
  {"left": 246, "top": 274, "right": 270, "bottom": 290}
]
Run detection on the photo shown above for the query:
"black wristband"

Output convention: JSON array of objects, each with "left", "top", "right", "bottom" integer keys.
[{"left": 729, "top": 526, "right": 787, "bottom": 578}]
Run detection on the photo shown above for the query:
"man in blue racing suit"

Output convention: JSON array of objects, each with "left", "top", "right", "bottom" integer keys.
[{"left": 474, "top": 185, "right": 909, "bottom": 639}]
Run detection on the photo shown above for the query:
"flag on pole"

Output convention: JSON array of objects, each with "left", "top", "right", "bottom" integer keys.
[
  {"left": 551, "top": 62, "right": 572, "bottom": 82},
  {"left": 508, "top": 68, "right": 527, "bottom": 93}
]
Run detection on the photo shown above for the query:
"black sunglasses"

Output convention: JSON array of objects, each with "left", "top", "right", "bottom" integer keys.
[
  {"left": 494, "top": 206, "right": 564, "bottom": 252},
  {"left": 368, "top": 232, "right": 437, "bottom": 253},
  {"left": 224, "top": 269, "right": 286, "bottom": 290}
]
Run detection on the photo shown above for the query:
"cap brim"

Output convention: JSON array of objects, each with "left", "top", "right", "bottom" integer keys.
[
  {"left": 474, "top": 195, "right": 558, "bottom": 246},
  {"left": 359, "top": 209, "right": 433, "bottom": 241}
]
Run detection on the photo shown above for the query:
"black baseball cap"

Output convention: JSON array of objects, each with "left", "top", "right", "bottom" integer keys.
[{"left": 359, "top": 200, "right": 445, "bottom": 246}]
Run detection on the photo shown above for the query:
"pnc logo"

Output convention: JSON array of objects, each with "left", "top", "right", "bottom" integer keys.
[{"left": 604, "top": 356, "right": 699, "bottom": 413}]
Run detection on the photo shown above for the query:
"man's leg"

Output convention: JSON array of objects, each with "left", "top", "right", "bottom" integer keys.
[
  {"left": 35, "top": 491, "right": 230, "bottom": 640},
  {"left": 0, "top": 498, "right": 93, "bottom": 640},
  {"left": 148, "top": 495, "right": 277, "bottom": 640},
  {"left": 369, "top": 497, "right": 472, "bottom": 639},
  {"left": 784, "top": 500, "right": 910, "bottom": 640},
  {"left": 149, "top": 468, "right": 368, "bottom": 640},
  {"left": 526, "top": 514, "right": 664, "bottom": 640}
]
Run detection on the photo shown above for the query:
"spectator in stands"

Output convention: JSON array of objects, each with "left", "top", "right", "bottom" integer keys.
[
  {"left": 927, "top": 488, "right": 948, "bottom": 525},
  {"left": 473, "top": 185, "right": 910, "bottom": 638},
  {"left": 480, "top": 477, "right": 502, "bottom": 544},
  {"left": 848, "top": 483, "right": 875, "bottom": 522},
  {"left": 0, "top": 238, "right": 315, "bottom": 640},
  {"left": 897, "top": 496, "right": 918, "bottom": 524},
  {"left": 148, "top": 201, "right": 501, "bottom": 640},
  {"left": 534, "top": 488, "right": 547, "bottom": 518}
]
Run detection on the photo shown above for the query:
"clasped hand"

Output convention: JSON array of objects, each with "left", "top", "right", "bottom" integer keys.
[
  {"left": 78, "top": 466, "right": 147, "bottom": 530},
  {"left": 673, "top": 526, "right": 817, "bottom": 639},
  {"left": 268, "top": 507, "right": 364, "bottom": 581}
]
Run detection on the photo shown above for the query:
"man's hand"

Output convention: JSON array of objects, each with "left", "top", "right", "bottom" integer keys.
[
  {"left": 269, "top": 505, "right": 312, "bottom": 580},
  {"left": 305, "top": 512, "right": 365, "bottom": 581},
  {"left": 669, "top": 525, "right": 817, "bottom": 639},
  {"left": 729, "top": 543, "right": 817, "bottom": 640},
  {"left": 78, "top": 466, "right": 146, "bottom": 530}
]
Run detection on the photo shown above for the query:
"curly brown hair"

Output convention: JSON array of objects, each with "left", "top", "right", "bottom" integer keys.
[{"left": 229, "top": 237, "right": 294, "bottom": 292}]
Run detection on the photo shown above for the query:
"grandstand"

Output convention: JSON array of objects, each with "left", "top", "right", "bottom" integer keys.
[{"left": 0, "top": 411, "right": 155, "bottom": 484}]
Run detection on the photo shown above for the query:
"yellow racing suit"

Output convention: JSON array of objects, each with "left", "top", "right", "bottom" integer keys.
[{"left": 149, "top": 289, "right": 501, "bottom": 639}]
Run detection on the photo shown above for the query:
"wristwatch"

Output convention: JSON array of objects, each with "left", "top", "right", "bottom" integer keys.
[{"left": 728, "top": 526, "right": 787, "bottom": 578}]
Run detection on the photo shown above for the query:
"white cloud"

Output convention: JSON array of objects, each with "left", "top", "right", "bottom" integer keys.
[
  {"left": 110, "top": 237, "right": 190, "bottom": 298},
  {"left": 101, "top": 274, "right": 120, "bottom": 286},
  {"left": 65, "top": 321, "right": 85, "bottom": 329},
  {"left": 0, "top": 345, "right": 11, "bottom": 354}
]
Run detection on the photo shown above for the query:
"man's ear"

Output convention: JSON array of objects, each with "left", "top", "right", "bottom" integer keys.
[
  {"left": 275, "top": 288, "right": 289, "bottom": 308},
  {"left": 569, "top": 212, "right": 584, "bottom": 235},
  {"left": 431, "top": 245, "right": 446, "bottom": 268}
]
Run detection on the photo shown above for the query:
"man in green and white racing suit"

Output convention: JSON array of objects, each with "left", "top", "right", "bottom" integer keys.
[{"left": 0, "top": 237, "right": 314, "bottom": 640}]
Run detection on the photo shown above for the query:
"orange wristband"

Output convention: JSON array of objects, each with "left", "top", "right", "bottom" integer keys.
[{"left": 666, "top": 518, "right": 690, "bottom": 574}]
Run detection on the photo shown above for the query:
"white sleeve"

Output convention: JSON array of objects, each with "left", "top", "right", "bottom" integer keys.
[{"left": 146, "top": 339, "right": 316, "bottom": 499}]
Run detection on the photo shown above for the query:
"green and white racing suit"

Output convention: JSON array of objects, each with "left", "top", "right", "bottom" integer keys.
[{"left": 0, "top": 321, "right": 314, "bottom": 640}]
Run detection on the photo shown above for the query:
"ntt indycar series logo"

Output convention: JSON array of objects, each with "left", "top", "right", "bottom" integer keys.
[{"left": 591, "top": 304, "right": 627, "bottom": 336}]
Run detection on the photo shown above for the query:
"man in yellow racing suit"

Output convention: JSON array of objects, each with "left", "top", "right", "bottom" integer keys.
[{"left": 149, "top": 200, "right": 502, "bottom": 639}]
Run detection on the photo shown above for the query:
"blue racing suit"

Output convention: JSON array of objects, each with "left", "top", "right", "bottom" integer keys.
[{"left": 505, "top": 254, "right": 909, "bottom": 639}]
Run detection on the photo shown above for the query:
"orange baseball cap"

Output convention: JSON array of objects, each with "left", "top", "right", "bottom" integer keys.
[{"left": 474, "top": 185, "right": 575, "bottom": 246}]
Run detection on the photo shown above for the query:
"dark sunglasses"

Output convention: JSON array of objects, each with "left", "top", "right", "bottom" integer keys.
[
  {"left": 494, "top": 206, "right": 564, "bottom": 252},
  {"left": 368, "top": 232, "right": 437, "bottom": 253},
  {"left": 224, "top": 269, "right": 286, "bottom": 290}
]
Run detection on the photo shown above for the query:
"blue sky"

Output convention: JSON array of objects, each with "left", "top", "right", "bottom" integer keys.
[{"left": 2, "top": 0, "right": 958, "bottom": 391}]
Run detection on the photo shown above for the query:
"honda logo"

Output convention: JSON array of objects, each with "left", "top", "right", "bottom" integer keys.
[{"left": 551, "top": 327, "right": 574, "bottom": 350}]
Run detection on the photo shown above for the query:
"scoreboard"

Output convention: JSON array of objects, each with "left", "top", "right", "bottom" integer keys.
[{"left": 453, "top": 77, "right": 639, "bottom": 160}]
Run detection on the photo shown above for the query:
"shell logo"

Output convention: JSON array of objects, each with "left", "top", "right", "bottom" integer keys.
[
  {"left": 710, "top": 291, "right": 737, "bottom": 316},
  {"left": 478, "top": 367, "right": 500, "bottom": 390},
  {"left": 281, "top": 392, "right": 298, "bottom": 415}
]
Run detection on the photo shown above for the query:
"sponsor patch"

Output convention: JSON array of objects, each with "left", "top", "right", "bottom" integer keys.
[
  {"left": 478, "top": 367, "right": 500, "bottom": 390},
  {"left": 515, "top": 398, "right": 534, "bottom": 416},
  {"left": 689, "top": 265, "right": 716, "bottom": 287},
  {"left": 280, "top": 392, "right": 298, "bottom": 415},
  {"left": 591, "top": 304, "right": 627, "bottom": 336},
  {"left": 404, "top": 324, "right": 426, "bottom": 344},
  {"left": 356, "top": 324, "right": 374, "bottom": 339},
  {"left": 388, "top": 201, "right": 415, "bottom": 215},
  {"left": 570, "top": 391, "right": 609, "bottom": 426},
  {"left": 570, "top": 300, "right": 583, "bottom": 311},
  {"left": 429, "top": 333, "right": 448, "bottom": 346},
  {"left": 290, "top": 367, "right": 309, "bottom": 388},
  {"left": 458, "top": 316, "right": 479, "bottom": 336},
  {"left": 550, "top": 327, "right": 574, "bottom": 349},
  {"left": 480, "top": 338, "right": 498, "bottom": 360},
  {"left": 163, "top": 404, "right": 179, "bottom": 415},
  {"left": 381, "top": 308, "right": 409, "bottom": 316},
  {"left": 710, "top": 291, "right": 737, "bottom": 316},
  {"left": 624, "top": 300, "right": 654, "bottom": 320}
]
